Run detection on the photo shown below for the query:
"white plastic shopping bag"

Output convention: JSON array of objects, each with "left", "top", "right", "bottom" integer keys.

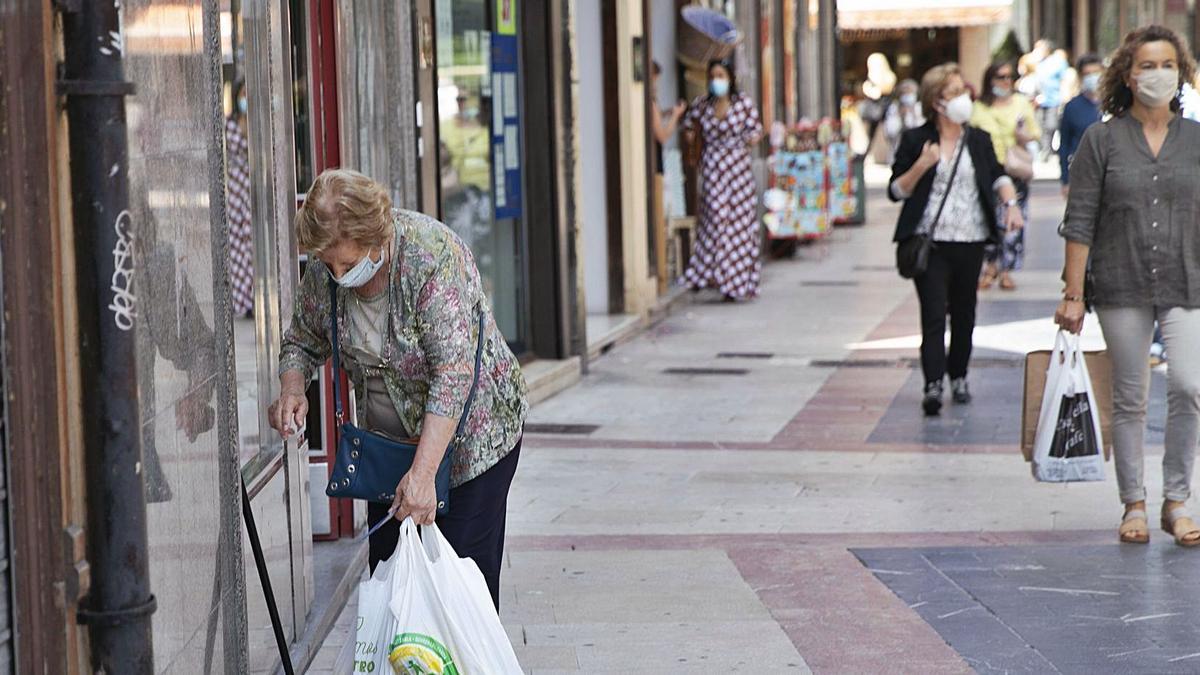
[
  {"left": 353, "top": 517, "right": 522, "bottom": 674},
  {"left": 1031, "top": 330, "right": 1106, "bottom": 482},
  {"left": 418, "top": 524, "right": 524, "bottom": 673},
  {"left": 353, "top": 542, "right": 402, "bottom": 672}
]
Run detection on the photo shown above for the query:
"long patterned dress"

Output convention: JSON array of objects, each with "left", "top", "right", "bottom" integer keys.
[
  {"left": 682, "top": 93, "right": 763, "bottom": 299},
  {"left": 225, "top": 116, "right": 255, "bottom": 317}
]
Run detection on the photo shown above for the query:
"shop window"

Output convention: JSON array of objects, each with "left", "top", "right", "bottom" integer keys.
[
  {"left": 435, "top": 0, "right": 528, "bottom": 351},
  {"left": 290, "top": 0, "right": 315, "bottom": 193},
  {"left": 219, "top": 5, "right": 283, "bottom": 481}
]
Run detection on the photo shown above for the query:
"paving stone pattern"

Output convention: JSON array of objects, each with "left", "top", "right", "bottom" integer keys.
[
  {"left": 855, "top": 542, "right": 1200, "bottom": 673},
  {"left": 313, "top": 182, "right": 1195, "bottom": 674}
]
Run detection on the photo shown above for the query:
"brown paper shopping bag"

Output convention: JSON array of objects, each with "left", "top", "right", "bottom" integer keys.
[{"left": 1021, "top": 348, "right": 1113, "bottom": 461}]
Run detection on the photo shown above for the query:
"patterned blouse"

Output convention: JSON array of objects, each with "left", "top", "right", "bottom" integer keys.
[
  {"left": 279, "top": 208, "right": 529, "bottom": 487},
  {"left": 890, "top": 134, "right": 1012, "bottom": 243},
  {"left": 915, "top": 137, "right": 990, "bottom": 243}
]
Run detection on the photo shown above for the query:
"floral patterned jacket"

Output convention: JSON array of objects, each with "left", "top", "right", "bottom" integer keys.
[{"left": 279, "top": 209, "right": 528, "bottom": 487}]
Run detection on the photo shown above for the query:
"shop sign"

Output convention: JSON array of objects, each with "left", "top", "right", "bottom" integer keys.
[
  {"left": 490, "top": 31, "right": 522, "bottom": 219},
  {"left": 497, "top": 0, "right": 517, "bottom": 36}
]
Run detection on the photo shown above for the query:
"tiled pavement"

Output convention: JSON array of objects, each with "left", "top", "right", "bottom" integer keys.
[{"left": 315, "top": 181, "right": 1190, "bottom": 673}]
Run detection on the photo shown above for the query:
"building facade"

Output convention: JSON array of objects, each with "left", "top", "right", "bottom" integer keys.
[{"left": 0, "top": 0, "right": 851, "bottom": 672}]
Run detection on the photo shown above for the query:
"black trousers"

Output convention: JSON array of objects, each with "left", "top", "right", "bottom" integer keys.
[
  {"left": 368, "top": 439, "right": 521, "bottom": 611},
  {"left": 913, "top": 242, "right": 986, "bottom": 385}
]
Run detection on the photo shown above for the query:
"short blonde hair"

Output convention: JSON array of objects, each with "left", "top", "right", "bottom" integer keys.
[
  {"left": 919, "top": 63, "right": 963, "bottom": 121},
  {"left": 296, "top": 168, "right": 392, "bottom": 254}
]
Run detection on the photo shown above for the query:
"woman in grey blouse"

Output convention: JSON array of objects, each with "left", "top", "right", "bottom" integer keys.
[{"left": 1057, "top": 25, "right": 1200, "bottom": 547}]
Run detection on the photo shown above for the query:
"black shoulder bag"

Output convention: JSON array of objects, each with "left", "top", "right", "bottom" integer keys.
[
  {"left": 324, "top": 278, "right": 486, "bottom": 514},
  {"left": 896, "top": 136, "right": 966, "bottom": 279}
]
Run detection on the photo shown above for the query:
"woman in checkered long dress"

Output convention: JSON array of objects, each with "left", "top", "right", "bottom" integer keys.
[{"left": 682, "top": 61, "right": 764, "bottom": 300}]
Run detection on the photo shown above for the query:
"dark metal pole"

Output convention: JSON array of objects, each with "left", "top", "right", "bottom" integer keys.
[
  {"left": 241, "top": 479, "right": 296, "bottom": 675},
  {"left": 60, "top": 2, "right": 156, "bottom": 672}
]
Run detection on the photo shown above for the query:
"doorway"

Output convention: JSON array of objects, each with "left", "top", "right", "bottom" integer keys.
[{"left": 426, "top": 0, "right": 531, "bottom": 353}]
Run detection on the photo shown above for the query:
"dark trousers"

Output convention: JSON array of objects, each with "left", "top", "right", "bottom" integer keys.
[
  {"left": 368, "top": 439, "right": 521, "bottom": 611},
  {"left": 914, "top": 242, "right": 986, "bottom": 385}
]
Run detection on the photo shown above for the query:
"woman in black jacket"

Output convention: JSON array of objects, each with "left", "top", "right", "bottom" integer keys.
[{"left": 890, "top": 63, "right": 1025, "bottom": 415}]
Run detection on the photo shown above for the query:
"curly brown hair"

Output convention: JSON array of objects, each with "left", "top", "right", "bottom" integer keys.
[{"left": 1099, "top": 24, "right": 1197, "bottom": 117}]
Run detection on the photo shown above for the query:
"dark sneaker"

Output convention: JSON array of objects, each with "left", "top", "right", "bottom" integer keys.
[
  {"left": 922, "top": 381, "right": 944, "bottom": 416},
  {"left": 951, "top": 378, "right": 972, "bottom": 405}
]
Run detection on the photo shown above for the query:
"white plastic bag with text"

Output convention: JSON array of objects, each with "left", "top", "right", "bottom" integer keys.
[{"left": 1032, "top": 330, "right": 1106, "bottom": 482}]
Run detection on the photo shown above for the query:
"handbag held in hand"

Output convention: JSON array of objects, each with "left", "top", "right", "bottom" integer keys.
[
  {"left": 324, "top": 278, "right": 486, "bottom": 513},
  {"left": 1004, "top": 144, "right": 1034, "bottom": 182}
]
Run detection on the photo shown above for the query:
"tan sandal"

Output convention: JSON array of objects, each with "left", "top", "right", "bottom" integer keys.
[
  {"left": 1119, "top": 509, "right": 1150, "bottom": 544},
  {"left": 999, "top": 273, "right": 1017, "bottom": 291},
  {"left": 978, "top": 267, "right": 997, "bottom": 290},
  {"left": 1161, "top": 506, "right": 1200, "bottom": 547}
]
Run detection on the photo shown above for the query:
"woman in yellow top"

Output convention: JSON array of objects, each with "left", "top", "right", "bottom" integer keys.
[{"left": 971, "top": 61, "right": 1041, "bottom": 290}]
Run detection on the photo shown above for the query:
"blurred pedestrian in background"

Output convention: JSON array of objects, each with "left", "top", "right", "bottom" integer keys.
[
  {"left": 651, "top": 60, "right": 686, "bottom": 285},
  {"left": 889, "top": 63, "right": 1024, "bottom": 416},
  {"left": 1058, "top": 53, "right": 1104, "bottom": 198},
  {"left": 883, "top": 78, "right": 925, "bottom": 164},
  {"left": 1033, "top": 40, "right": 1069, "bottom": 158},
  {"left": 861, "top": 52, "right": 898, "bottom": 162},
  {"left": 681, "top": 59, "right": 763, "bottom": 301},
  {"left": 972, "top": 61, "right": 1039, "bottom": 291},
  {"left": 1056, "top": 25, "right": 1200, "bottom": 547},
  {"left": 651, "top": 61, "right": 687, "bottom": 170}
]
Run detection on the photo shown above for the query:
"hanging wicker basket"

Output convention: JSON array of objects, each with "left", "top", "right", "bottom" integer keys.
[{"left": 676, "top": 6, "right": 741, "bottom": 72}]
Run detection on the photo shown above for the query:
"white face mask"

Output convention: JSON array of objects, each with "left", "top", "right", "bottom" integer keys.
[
  {"left": 332, "top": 248, "right": 385, "bottom": 288},
  {"left": 899, "top": 93, "right": 917, "bottom": 106},
  {"left": 1134, "top": 68, "right": 1179, "bottom": 108},
  {"left": 941, "top": 93, "right": 973, "bottom": 125}
]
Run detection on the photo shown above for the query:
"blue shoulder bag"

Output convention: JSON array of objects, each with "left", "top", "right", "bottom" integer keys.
[{"left": 324, "top": 278, "right": 485, "bottom": 515}]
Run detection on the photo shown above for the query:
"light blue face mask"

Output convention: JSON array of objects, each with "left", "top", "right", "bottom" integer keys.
[
  {"left": 710, "top": 78, "right": 731, "bottom": 97},
  {"left": 1082, "top": 73, "right": 1102, "bottom": 93},
  {"left": 332, "top": 248, "right": 385, "bottom": 288},
  {"left": 237, "top": 97, "right": 247, "bottom": 114},
  {"left": 992, "top": 86, "right": 1012, "bottom": 99}
]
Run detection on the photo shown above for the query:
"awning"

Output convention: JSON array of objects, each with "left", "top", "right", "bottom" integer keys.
[{"left": 837, "top": 0, "right": 1013, "bottom": 31}]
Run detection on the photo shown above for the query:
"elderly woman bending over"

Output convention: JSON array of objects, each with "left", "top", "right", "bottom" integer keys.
[{"left": 268, "top": 169, "right": 528, "bottom": 608}]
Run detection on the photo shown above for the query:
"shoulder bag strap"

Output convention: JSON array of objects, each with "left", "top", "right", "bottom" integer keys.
[
  {"left": 327, "top": 276, "right": 485, "bottom": 435},
  {"left": 927, "top": 133, "right": 967, "bottom": 240},
  {"left": 330, "top": 279, "right": 345, "bottom": 423}
]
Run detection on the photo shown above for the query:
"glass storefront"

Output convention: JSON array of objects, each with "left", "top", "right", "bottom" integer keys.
[
  {"left": 435, "top": 0, "right": 529, "bottom": 352},
  {"left": 221, "top": 0, "right": 313, "bottom": 670},
  {"left": 123, "top": 1, "right": 252, "bottom": 670}
]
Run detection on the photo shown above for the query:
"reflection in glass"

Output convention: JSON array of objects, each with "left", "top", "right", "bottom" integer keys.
[
  {"left": 222, "top": 5, "right": 277, "bottom": 480},
  {"left": 436, "top": 0, "right": 526, "bottom": 349},
  {"left": 290, "top": 0, "right": 314, "bottom": 193}
]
